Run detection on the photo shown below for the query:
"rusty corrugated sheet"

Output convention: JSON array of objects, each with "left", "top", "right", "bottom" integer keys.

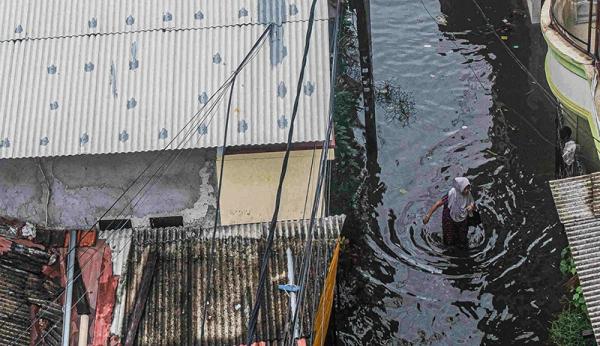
[
  {"left": 550, "top": 173, "right": 600, "bottom": 344},
  {"left": 0, "top": 241, "right": 63, "bottom": 346},
  {"left": 0, "top": 0, "right": 332, "bottom": 159},
  {"left": 115, "top": 215, "right": 344, "bottom": 345}
]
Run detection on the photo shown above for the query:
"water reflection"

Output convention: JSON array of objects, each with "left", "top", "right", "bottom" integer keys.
[{"left": 335, "top": 0, "right": 566, "bottom": 344}]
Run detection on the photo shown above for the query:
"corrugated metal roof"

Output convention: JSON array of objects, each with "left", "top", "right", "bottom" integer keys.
[
  {"left": 111, "top": 215, "right": 344, "bottom": 345},
  {"left": 550, "top": 173, "right": 600, "bottom": 344},
  {"left": 0, "top": 0, "right": 330, "bottom": 42},
  {"left": 0, "top": 240, "right": 63, "bottom": 346},
  {"left": 0, "top": 1, "right": 332, "bottom": 159}
]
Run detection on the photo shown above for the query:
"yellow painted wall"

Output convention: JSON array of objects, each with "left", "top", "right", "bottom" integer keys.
[{"left": 217, "top": 149, "right": 333, "bottom": 225}]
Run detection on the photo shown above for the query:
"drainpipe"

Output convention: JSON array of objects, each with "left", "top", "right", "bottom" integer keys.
[
  {"left": 62, "top": 230, "right": 77, "bottom": 346},
  {"left": 286, "top": 248, "right": 300, "bottom": 339},
  {"left": 77, "top": 315, "right": 89, "bottom": 346}
]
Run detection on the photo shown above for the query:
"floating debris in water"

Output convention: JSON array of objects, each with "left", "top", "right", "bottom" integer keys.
[
  {"left": 435, "top": 14, "right": 448, "bottom": 26},
  {"left": 374, "top": 80, "right": 415, "bottom": 126}
]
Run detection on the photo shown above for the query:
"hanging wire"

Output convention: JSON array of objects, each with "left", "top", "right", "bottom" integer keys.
[{"left": 244, "top": 0, "right": 323, "bottom": 342}]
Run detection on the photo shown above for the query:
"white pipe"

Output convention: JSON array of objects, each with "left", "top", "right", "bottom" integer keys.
[
  {"left": 62, "top": 230, "right": 77, "bottom": 346},
  {"left": 286, "top": 248, "right": 299, "bottom": 339},
  {"left": 77, "top": 315, "right": 89, "bottom": 346}
]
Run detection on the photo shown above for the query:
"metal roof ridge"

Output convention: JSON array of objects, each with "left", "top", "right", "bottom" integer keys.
[{"left": 0, "top": 18, "right": 332, "bottom": 44}]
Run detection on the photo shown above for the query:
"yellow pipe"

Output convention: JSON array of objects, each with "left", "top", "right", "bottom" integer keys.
[{"left": 312, "top": 240, "right": 341, "bottom": 346}]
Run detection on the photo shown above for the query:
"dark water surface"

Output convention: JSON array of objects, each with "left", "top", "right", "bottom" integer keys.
[{"left": 335, "top": 0, "right": 567, "bottom": 344}]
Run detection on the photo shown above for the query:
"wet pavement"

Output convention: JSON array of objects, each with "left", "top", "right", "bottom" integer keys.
[{"left": 334, "top": 0, "right": 567, "bottom": 344}]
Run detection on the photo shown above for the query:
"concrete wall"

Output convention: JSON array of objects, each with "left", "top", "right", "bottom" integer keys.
[
  {"left": 0, "top": 148, "right": 217, "bottom": 229},
  {"left": 217, "top": 149, "right": 331, "bottom": 225}
]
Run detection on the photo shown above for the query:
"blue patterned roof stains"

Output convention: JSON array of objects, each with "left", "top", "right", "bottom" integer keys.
[
  {"left": 88, "top": 17, "right": 98, "bottom": 29},
  {"left": 119, "top": 130, "right": 129, "bottom": 142},
  {"left": 277, "top": 81, "right": 287, "bottom": 98},
  {"left": 127, "top": 98, "right": 137, "bottom": 109},
  {"left": 129, "top": 41, "right": 139, "bottom": 70},
  {"left": 158, "top": 128, "right": 168, "bottom": 139},
  {"left": 84, "top": 62, "right": 95, "bottom": 72},
  {"left": 47, "top": 64, "right": 57, "bottom": 74},
  {"left": 80, "top": 133, "right": 89, "bottom": 146},
  {"left": 278, "top": 115, "right": 289, "bottom": 129},
  {"left": 304, "top": 81, "right": 315, "bottom": 96},
  {"left": 238, "top": 119, "right": 248, "bottom": 133}
]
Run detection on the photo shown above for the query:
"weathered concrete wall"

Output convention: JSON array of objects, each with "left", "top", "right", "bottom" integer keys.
[{"left": 0, "top": 149, "right": 216, "bottom": 229}]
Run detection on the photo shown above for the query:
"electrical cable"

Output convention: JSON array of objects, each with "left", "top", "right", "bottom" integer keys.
[
  {"left": 244, "top": 0, "right": 322, "bottom": 342},
  {"left": 284, "top": 0, "right": 343, "bottom": 343},
  {"left": 9, "top": 26, "right": 273, "bottom": 345},
  {"left": 198, "top": 23, "right": 274, "bottom": 341}
]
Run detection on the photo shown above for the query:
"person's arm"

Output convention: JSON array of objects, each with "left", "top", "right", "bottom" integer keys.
[{"left": 423, "top": 199, "right": 444, "bottom": 224}]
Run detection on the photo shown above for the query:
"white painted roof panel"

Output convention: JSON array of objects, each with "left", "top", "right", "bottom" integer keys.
[
  {"left": 0, "top": 0, "right": 330, "bottom": 42},
  {"left": 0, "top": 19, "right": 331, "bottom": 158}
]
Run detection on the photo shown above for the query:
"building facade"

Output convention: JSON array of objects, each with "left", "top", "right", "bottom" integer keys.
[{"left": 542, "top": 0, "right": 600, "bottom": 170}]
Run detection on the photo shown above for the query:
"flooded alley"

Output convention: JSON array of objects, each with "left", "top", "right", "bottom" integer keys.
[{"left": 335, "top": 0, "right": 567, "bottom": 343}]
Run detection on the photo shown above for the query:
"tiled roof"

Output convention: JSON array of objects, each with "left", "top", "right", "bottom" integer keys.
[
  {"left": 550, "top": 173, "right": 600, "bottom": 344},
  {"left": 0, "top": 0, "right": 332, "bottom": 159},
  {"left": 104, "top": 215, "right": 344, "bottom": 344}
]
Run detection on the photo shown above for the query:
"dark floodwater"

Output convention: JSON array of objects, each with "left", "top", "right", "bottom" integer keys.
[{"left": 335, "top": 0, "right": 567, "bottom": 344}]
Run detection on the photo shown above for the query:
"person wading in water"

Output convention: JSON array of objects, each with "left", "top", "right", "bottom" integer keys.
[{"left": 423, "top": 177, "right": 477, "bottom": 248}]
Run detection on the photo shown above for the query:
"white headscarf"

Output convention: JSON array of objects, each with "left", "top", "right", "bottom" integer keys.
[{"left": 448, "top": 177, "right": 474, "bottom": 222}]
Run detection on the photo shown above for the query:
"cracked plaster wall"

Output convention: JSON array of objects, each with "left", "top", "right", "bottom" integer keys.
[{"left": 0, "top": 149, "right": 216, "bottom": 229}]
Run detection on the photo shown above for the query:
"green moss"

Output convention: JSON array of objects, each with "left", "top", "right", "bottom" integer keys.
[
  {"left": 549, "top": 304, "right": 593, "bottom": 346},
  {"left": 550, "top": 247, "right": 594, "bottom": 345}
]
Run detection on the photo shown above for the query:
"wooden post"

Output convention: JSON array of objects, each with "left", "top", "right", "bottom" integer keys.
[
  {"left": 352, "top": 0, "right": 378, "bottom": 168},
  {"left": 124, "top": 249, "right": 158, "bottom": 346}
]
